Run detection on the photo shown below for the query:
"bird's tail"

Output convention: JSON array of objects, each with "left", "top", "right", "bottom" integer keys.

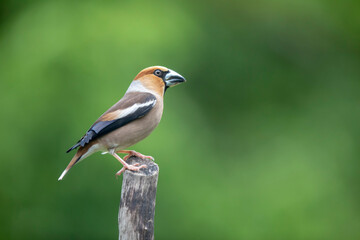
[{"left": 58, "top": 145, "right": 91, "bottom": 181}]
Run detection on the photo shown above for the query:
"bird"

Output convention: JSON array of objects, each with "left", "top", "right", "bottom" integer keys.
[{"left": 58, "top": 66, "right": 186, "bottom": 181}]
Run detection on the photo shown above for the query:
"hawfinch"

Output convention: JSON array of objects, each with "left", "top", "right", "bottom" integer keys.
[{"left": 58, "top": 66, "right": 186, "bottom": 180}]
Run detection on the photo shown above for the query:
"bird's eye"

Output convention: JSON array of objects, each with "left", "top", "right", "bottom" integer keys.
[{"left": 154, "top": 69, "right": 162, "bottom": 77}]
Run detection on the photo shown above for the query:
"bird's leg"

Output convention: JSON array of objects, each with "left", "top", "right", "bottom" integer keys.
[
  {"left": 116, "top": 150, "right": 154, "bottom": 161},
  {"left": 110, "top": 150, "right": 147, "bottom": 176},
  {"left": 114, "top": 163, "right": 142, "bottom": 177}
]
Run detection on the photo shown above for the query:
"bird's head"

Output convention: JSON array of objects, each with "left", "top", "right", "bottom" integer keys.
[{"left": 133, "top": 66, "right": 186, "bottom": 96}]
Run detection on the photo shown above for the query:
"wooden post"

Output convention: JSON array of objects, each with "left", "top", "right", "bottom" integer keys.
[{"left": 118, "top": 156, "right": 159, "bottom": 240}]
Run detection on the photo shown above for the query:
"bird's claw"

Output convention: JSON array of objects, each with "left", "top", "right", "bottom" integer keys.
[
  {"left": 147, "top": 156, "right": 155, "bottom": 161},
  {"left": 123, "top": 151, "right": 154, "bottom": 161},
  {"left": 115, "top": 163, "right": 147, "bottom": 178}
]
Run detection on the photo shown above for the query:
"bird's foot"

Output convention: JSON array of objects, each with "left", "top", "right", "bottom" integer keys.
[
  {"left": 115, "top": 163, "right": 147, "bottom": 177},
  {"left": 117, "top": 150, "right": 154, "bottom": 161}
]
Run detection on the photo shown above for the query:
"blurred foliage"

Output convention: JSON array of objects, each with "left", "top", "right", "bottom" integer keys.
[{"left": 1, "top": 0, "right": 360, "bottom": 239}]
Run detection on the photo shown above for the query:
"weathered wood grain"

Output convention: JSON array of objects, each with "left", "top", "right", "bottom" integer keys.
[{"left": 118, "top": 156, "right": 159, "bottom": 240}]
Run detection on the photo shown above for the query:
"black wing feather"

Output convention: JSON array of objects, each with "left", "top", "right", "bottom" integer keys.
[{"left": 66, "top": 95, "right": 156, "bottom": 153}]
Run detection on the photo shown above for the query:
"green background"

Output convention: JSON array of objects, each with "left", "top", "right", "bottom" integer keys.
[{"left": 1, "top": 0, "right": 360, "bottom": 239}]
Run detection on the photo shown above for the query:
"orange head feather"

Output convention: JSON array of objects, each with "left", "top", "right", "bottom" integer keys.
[{"left": 134, "top": 66, "right": 170, "bottom": 96}]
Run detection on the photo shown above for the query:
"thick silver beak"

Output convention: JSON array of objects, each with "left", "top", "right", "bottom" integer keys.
[{"left": 165, "top": 69, "right": 186, "bottom": 87}]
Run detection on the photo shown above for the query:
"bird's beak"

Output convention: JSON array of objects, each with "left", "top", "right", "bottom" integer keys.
[{"left": 164, "top": 69, "right": 186, "bottom": 88}]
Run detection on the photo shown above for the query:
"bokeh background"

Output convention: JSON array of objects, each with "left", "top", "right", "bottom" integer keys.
[{"left": 1, "top": 0, "right": 360, "bottom": 239}]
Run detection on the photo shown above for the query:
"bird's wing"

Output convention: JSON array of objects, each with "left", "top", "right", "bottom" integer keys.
[{"left": 66, "top": 92, "right": 157, "bottom": 153}]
